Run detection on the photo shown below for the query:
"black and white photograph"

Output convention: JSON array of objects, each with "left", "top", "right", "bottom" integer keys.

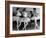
[{"left": 13, "top": 7, "right": 40, "bottom": 31}]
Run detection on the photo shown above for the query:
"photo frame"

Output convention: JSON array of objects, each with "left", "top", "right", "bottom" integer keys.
[{"left": 5, "top": 1, "right": 45, "bottom": 37}]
